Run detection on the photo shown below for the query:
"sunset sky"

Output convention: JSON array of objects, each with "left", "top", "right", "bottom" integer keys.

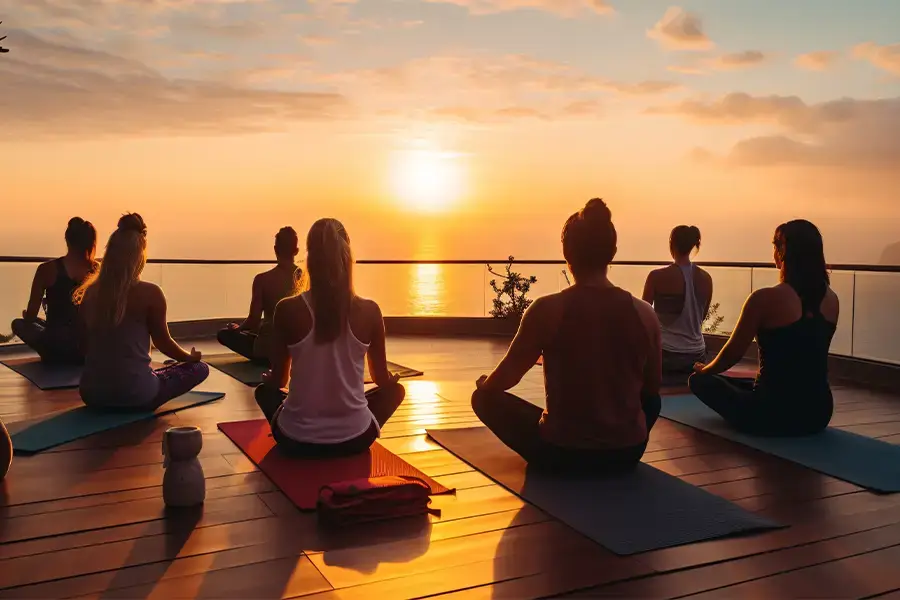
[{"left": 2, "top": 0, "right": 899, "bottom": 264}]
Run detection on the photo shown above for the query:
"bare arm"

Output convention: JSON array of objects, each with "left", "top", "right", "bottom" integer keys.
[
  {"left": 633, "top": 298, "right": 662, "bottom": 396},
  {"left": 23, "top": 263, "right": 51, "bottom": 320},
  {"left": 238, "top": 275, "right": 264, "bottom": 331},
  {"left": 146, "top": 285, "right": 196, "bottom": 362},
  {"left": 699, "top": 290, "right": 763, "bottom": 375},
  {"left": 641, "top": 271, "right": 655, "bottom": 306},
  {"left": 366, "top": 301, "right": 398, "bottom": 388},
  {"left": 479, "top": 299, "right": 545, "bottom": 392},
  {"left": 701, "top": 270, "right": 713, "bottom": 324},
  {"left": 265, "top": 299, "right": 292, "bottom": 389}
]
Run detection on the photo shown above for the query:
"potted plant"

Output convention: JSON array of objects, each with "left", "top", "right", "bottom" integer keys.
[{"left": 486, "top": 256, "right": 538, "bottom": 336}]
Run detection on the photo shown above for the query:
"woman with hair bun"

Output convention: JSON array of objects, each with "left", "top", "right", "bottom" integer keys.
[
  {"left": 75, "top": 213, "right": 209, "bottom": 410},
  {"left": 642, "top": 225, "right": 713, "bottom": 377},
  {"left": 254, "top": 218, "right": 405, "bottom": 457},
  {"left": 690, "top": 220, "right": 839, "bottom": 436},
  {"left": 472, "top": 199, "right": 662, "bottom": 473},
  {"left": 11, "top": 217, "right": 98, "bottom": 364}
]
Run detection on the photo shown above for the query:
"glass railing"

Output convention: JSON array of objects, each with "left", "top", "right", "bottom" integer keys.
[{"left": 1, "top": 257, "right": 898, "bottom": 365}]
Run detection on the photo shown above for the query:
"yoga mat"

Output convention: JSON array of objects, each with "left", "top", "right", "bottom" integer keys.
[
  {"left": 427, "top": 426, "right": 782, "bottom": 555},
  {"left": 10, "top": 391, "right": 224, "bottom": 455},
  {"left": 207, "top": 353, "right": 424, "bottom": 387},
  {"left": 218, "top": 419, "right": 454, "bottom": 510},
  {"left": 661, "top": 394, "right": 900, "bottom": 493},
  {"left": 1, "top": 357, "right": 82, "bottom": 390}
]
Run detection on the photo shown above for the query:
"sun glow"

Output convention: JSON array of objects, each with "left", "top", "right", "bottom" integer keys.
[{"left": 389, "top": 145, "right": 465, "bottom": 213}]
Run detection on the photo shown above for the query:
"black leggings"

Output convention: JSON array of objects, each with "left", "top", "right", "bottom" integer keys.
[
  {"left": 688, "top": 373, "right": 833, "bottom": 436},
  {"left": 11, "top": 318, "right": 83, "bottom": 365},
  {"left": 471, "top": 389, "right": 661, "bottom": 474},
  {"left": 217, "top": 328, "right": 266, "bottom": 364},
  {"left": 254, "top": 382, "right": 406, "bottom": 458}
]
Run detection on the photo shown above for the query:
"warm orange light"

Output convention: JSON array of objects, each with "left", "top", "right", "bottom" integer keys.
[{"left": 389, "top": 146, "right": 464, "bottom": 213}]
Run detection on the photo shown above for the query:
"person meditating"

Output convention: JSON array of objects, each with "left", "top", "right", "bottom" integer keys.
[
  {"left": 75, "top": 214, "right": 209, "bottom": 411},
  {"left": 254, "top": 218, "right": 405, "bottom": 457},
  {"left": 472, "top": 199, "right": 662, "bottom": 473},
  {"left": 642, "top": 225, "right": 712, "bottom": 376},
  {"left": 690, "top": 219, "right": 839, "bottom": 436},
  {"left": 11, "top": 217, "right": 98, "bottom": 364},
  {"left": 217, "top": 227, "right": 302, "bottom": 364}
]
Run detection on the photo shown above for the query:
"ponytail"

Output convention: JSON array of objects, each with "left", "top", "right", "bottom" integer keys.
[
  {"left": 304, "top": 218, "right": 354, "bottom": 343},
  {"left": 74, "top": 213, "right": 148, "bottom": 328}
]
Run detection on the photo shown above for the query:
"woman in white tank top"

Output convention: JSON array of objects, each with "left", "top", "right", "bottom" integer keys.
[
  {"left": 254, "top": 218, "right": 405, "bottom": 457},
  {"left": 642, "top": 226, "right": 713, "bottom": 376}
]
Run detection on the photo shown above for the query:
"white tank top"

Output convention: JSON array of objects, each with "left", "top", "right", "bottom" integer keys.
[
  {"left": 275, "top": 293, "right": 376, "bottom": 444},
  {"left": 660, "top": 264, "right": 707, "bottom": 354}
]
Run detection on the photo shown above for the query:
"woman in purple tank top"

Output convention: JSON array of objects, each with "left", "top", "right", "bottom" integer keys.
[{"left": 473, "top": 199, "right": 663, "bottom": 474}]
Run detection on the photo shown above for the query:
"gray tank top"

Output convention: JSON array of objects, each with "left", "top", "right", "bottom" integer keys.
[
  {"left": 659, "top": 264, "right": 706, "bottom": 354},
  {"left": 80, "top": 319, "right": 160, "bottom": 407}
]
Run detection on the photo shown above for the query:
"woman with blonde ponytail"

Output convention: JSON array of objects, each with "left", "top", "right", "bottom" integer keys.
[
  {"left": 76, "top": 214, "right": 209, "bottom": 410},
  {"left": 255, "top": 218, "right": 405, "bottom": 457}
]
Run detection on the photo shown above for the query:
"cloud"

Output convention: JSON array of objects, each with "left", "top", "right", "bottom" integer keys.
[
  {"left": 0, "top": 31, "right": 346, "bottom": 138},
  {"left": 422, "top": 0, "right": 614, "bottom": 17},
  {"left": 706, "top": 50, "right": 767, "bottom": 70},
  {"left": 794, "top": 51, "right": 839, "bottom": 71},
  {"left": 649, "top": 92, "right": 859, "bottom": 133},
  {"left": 853, "top": 42, "right": 900, "bottom": 76},
  {"left": 647, "top": 6, "right": 713, "bottom": 51},
  {"left": 669, "top": 92, "right": 900, "bottom": 168}
]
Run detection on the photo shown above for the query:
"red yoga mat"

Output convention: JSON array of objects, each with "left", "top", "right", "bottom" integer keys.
[{"left": 218, "top": 419, "right": 454, "bottom": 510}]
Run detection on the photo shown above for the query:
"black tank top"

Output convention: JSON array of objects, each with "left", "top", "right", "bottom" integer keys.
[
  {"left": 45, "top": 258, "right": 81, "bottom": 328},
  {"left": 756, "top": 314, "right": 836, "bottom": 402}
]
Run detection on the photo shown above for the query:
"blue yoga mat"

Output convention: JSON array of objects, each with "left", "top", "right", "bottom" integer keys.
[
  {"left": 1, "top": 357, "right": 81, "bottom": 390},
  {"left": 9, "top": 391, "right": 225, "bottom": 454},
  {"left": 427, "top": 426, "right": 782, "bottom": 555},
  {"left": 662, "top": 394, "right": 900, "bottom": 493}
]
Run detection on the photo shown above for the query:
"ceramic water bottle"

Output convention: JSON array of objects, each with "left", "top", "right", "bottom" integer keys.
[
  {"left": 162, "top": 426, "right": 205, "bottom": 507},
  {"left": 0, "top": 417, "right": 11, "bottom": 481}
]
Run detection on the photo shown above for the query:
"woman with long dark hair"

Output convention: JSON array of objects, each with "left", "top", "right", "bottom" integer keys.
[
  {"left": 642, "top": 225, "right": 713, "bottom": 377},
  {"left": 254, "top": 218, "right": 405, "bottom": 456},
  {"left": 690, "top": 220, "right": 839, "bottom": 435},
  {"left": 76, "top": 214, "right": 209, "bottom": 410},
  {"left": 11, "top": 217, "right": 98, "bottom": 364},
  {"left": 473, "top": 199, "right": 662, "bottom": 473}
]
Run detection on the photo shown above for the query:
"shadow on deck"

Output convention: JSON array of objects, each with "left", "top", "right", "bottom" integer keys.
[{"left": 1, "top": 335, "right": 900, "bottom": 598}]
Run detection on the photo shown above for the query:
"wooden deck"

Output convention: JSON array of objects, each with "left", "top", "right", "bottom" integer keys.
[{"left": 2, "top": 335, "right": 900, "bottom": 599}]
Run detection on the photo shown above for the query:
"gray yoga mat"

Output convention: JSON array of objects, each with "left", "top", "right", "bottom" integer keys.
[
  {"left": 1, "top": 357, "right": 82, "bottom": 390},
  {"left": 662, "top": 394, "right": 900, "bottom": 493},
  {"left": 9, "top": 391, "right": 224, "bottom": 454},
  {"left": 427, "top": 426, "right": 783, "bottom": 555},
  {"left": 207, "top": 353, "right": 424, "bottom": 387}
]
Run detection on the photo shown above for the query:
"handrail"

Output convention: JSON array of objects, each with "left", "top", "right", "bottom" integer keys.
[{"left": 0, "top": 256, "right": 898, "bottom": 273}]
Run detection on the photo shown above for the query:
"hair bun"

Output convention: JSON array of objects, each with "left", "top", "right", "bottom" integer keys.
[
  {"left": 117, "top": 213, "right": 147, "bottom": 235},
  {"left": 582, "top": 198, "right": 612, "bottom": 224},
  {"left": 68, "top": 217, "right": 85, "bottom": 227}
]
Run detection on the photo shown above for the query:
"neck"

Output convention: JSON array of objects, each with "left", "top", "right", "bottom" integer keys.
[
  {"left": 573, "top": 270, "right": 612, "bottom": 289},
  {"left": 65, "top": 250, "right": 88, "bottom": 263},
  {"left": 276, "top": 258, "right": 296, "bottom": 269},
  {"left": 674, "top": 255, "right": 692, "bottom": 266}
]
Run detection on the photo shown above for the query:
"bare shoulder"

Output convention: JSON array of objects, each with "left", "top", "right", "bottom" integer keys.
[
  {"left": 822, "top": 286, "right": 840, "bottom": 320},
  {"left": 134, "top": 281, "right": 164, "bottom": 303},
  {"left": 695, "top": 266, "right": 713, "bottom": 282},
  {"left": 35, "top": 260, "right": 56, "bottom": 282},
  {"left": 353, "top": 295, "right": 382, "bottom": 317},
  {"left": 631, "top": 295, "right": 658, "bottom": 325}
]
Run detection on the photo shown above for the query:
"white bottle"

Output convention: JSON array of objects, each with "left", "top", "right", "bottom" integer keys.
[{"left": 162, "top": 426, "right": 206, "bottom": 507}]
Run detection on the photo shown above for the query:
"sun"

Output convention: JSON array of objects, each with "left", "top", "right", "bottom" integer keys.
[{"left": 390, "top": 146, "right": 464, "bottom": 213}]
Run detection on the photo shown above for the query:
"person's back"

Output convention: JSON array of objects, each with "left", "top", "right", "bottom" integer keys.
[
  {"left": 755, "top": 284, "right": 837, "bottom": 419},
  {"left": 643, "top": 226, "right": 712, "bottom": 374},
  {"left": 542, "top": 285, "right": 652, "bottom": 449},
  {"left": 277, "top": 293, "right": 373, "bottom": 443},
  {"left": 80, "top": 283, "right": 158, "bottom": 406},
  {"left": 45, "top": 256, "right": 95, "bottom": 328},
  {"left": 258, "top": 264, "right": 301, "bottom": 324}
]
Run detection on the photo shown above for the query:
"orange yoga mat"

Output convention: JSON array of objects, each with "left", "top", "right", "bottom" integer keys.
[{"left": 218, "top": 419, "right": 454, "bottom": 510}]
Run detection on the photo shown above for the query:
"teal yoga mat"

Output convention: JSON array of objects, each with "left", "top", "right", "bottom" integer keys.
[
  {"left": 662, "top": 394, "right": 900, "bottom": 493},
  {"left": 207, "top": 353, "right": 424, "bottom": 387},
  {"left": 9, "top": 391, "right": 224, "bottom": 454},
  {"left": 427, "top": 426, "right": 782, "bottom": 555},
  {"left": 1, "top": 357, "right": 81, "bottom": 390}
]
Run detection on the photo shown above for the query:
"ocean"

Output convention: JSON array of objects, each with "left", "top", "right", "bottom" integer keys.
[{"left": 2, "top": 261, "right": 898, "bottom": 366}]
